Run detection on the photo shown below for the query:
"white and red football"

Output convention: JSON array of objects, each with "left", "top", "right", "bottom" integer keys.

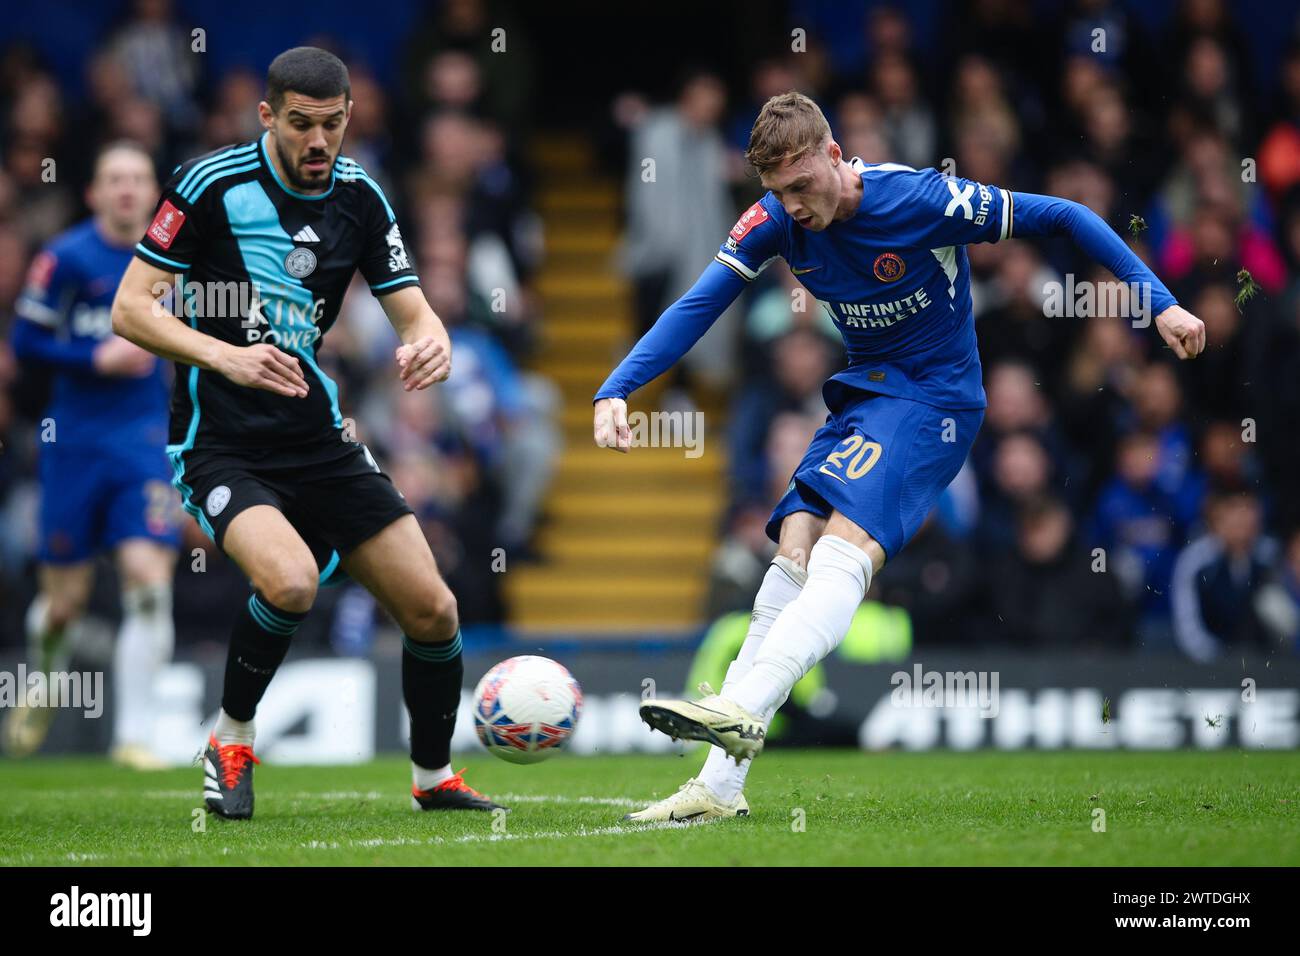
[{"left": 472, "top": 656, "right": 583, "bottom": 764}]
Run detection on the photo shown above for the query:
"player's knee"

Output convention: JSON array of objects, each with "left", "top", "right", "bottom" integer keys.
[
  {"left": 255, "top": 564, "right": 318, "bottom": 614},
  {"left": 776, "top": 512, "right": 823, "bottom": 570},
  {"left": 776, "top": 541, "right": 808, "bottom": 567},
  {"left": 117, "top": 549, "right": 174, "bottom": 593},
  {"left": 403, "top": 587, "right": 458, "bottom": 644}
]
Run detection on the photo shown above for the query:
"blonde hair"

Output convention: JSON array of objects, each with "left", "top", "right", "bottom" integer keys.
[{"left": 745, "top": 92, "right": 832, "bottom": 175}]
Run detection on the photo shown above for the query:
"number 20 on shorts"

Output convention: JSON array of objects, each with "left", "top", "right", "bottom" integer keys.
[{"left": 818, "top": 434, "right": 882, "bottom": 483}]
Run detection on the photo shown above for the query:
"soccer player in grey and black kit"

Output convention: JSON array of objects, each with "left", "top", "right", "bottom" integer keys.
[{"left": 111, "top": 47, "right": 503, "bottom": 819}]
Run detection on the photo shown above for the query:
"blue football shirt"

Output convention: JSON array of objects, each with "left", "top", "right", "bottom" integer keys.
[
  {"left": 596, "top": 159, "right": 1176, "bottom": 409},
  {"left": 13, "top": 218, "right": 170, "bottom": 448},
  {"left": 715, "top": 160, "right": 1013, "bottom": 409}
]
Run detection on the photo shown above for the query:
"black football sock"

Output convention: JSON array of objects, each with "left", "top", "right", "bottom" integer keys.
[
  {"left": 403, "top": 630, "right": 464, "bottom": 772},
  {"left": 221, "top": 591, "right": 306, "bottom": 722}
]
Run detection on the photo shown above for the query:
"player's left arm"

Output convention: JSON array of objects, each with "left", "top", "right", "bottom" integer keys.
[
  {"left": 349, "top": 163, "right": 444, "bottom": 389},
  {"left": 1008, "top": 191, "right": 1205, "bottom": 359},
  {"left": 379, "top": 285, "right": 452, "bottom": 390},
  {"left": 902, "top": 168, "right": 1204, "bottom": 359}
]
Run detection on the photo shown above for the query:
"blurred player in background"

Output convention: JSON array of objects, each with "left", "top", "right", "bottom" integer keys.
[
  {"left": 111, "top": 46, "right": 503, "bottom": 820},
  {"left": 3, "top": 141, "right": 179, "bottom": 769},
  {"left": 595, "top": 92, "right": 1206, "bottom": 822}
]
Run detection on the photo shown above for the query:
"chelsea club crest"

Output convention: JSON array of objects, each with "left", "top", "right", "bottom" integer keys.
[
  {"left": 873, "top": 252, "right": 905, "bottom": 282},
  {"left": 285, "top": 247, "right": 317, "bottom": 278}
]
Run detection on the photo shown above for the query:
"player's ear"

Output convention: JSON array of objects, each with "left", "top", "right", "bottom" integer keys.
[
  {"left": 827, "top": 138, "right": 842, "bottom": 165},
  {"left": 257, "top": 101, "right": 275, "bottom": 130}
]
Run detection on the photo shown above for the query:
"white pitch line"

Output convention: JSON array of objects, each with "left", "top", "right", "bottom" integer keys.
[
  {"left": 299, "top": 819, "right": 703, "bottom": 853},
  {"left": 0, "top": 816, "right": 703, "bottom": 866},
  {"left": 495, "top": 793, "right": 643, "bottom": 809},
  {"left": 1, "top": 790, "right": 665, "bottom": 864},
  {"left": 36, "top": 789, "right": 646, "bottom": 808}
]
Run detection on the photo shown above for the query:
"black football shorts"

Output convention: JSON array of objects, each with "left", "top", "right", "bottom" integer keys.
[{"left": 173, "top": 438, "right": 413, "bottom": 571}]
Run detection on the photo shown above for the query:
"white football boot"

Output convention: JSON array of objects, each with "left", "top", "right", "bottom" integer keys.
[
  {"left": 110, "top": 744, "right": 170, "bottom": 771},
  {"left": 639, "top": 682, "right": 768, "bottom": 764},
  {"left": 621, "top": 775, "right": 748, "bottom": 827},
  {"left": 1, "top": 700, "right": 56, "bottom": 757},
  {"left": 623, "top": 777, "right": 750, "bottom": 824}
]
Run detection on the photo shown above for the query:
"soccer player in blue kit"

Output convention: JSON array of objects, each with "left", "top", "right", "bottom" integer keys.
[
  {"left": 3, "top": 142, "right": 179, "bottom": 768},
  {"left": 594, "top": 93, "right": 1206, "bottom": 822}
]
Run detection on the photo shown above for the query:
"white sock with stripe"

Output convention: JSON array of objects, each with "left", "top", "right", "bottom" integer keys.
[
  {"left": 113, "top": 584, "right": 174, "bottom": 751},
  {"left": 697, "top": 555, "right": 807, "bottom": 803},
  {"left": 728, "top": 536, "right": 873, "bottom": 718}
]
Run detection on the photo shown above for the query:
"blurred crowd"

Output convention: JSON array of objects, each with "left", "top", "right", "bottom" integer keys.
[
  {"left": 611, "top": 0, "right": 1300, "bottom": 660},
  {"left": 4, "top": 0, "right": 1300, "bottom": 662},
  {"left": 0, "top": 0, "right": 552, "bottom": 649}
]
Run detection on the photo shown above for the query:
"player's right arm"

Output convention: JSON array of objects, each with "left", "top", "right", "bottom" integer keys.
[
  {"left": 10, "top": 248, "right": 153, "bottom": 377},
  {"left": 593, "top": 199, "right": 781, "bottom": 451},
  {"left": 112, "top": 158, "right": 309, "bottom": 397},
  {"left": 112, "top": 162, "right": 310, "bottom": 398},
  {"left": 111, "top": 257, "right": 308, "bottom": 397}
]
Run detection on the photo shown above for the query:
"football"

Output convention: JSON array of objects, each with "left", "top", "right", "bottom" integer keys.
[{"left": 472, "top": 656, "right": 583, "bottom": 764}]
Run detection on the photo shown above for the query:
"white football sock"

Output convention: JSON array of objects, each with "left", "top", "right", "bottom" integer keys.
[
  {"left": 26, "top": 594, "right": 74, "bottom": 675},
  {"left": 729, "top": 535, "right": 873, "bottom": 718},
  {"left": 114, "top": 584, "right": 174, "bottom": 750},
  {"left": 698, "top": 555, "right": 806, "bottom": 803},
  {"left": 413, "top": 762, "right": 455, "bottom": 791},
  {"left": 214, "top": 708, "right": 256, "bottom": 747}
]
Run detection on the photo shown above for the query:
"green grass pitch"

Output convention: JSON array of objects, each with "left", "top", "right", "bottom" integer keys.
[{"left": 1, "top": 750, "right": 1296, "bottom": 866}]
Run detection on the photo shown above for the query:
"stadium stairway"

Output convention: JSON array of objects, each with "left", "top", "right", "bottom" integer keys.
[{"left": 504, "top": 135, "right": 727, "bottom": 635}]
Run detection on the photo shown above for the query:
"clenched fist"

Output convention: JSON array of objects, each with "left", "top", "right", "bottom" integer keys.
[
  {"left": 593, "top": 397, "right": 630, "bottom": 453},
  {"left": 1155, "top": 304, "right": 1206, "bottom": 360}
]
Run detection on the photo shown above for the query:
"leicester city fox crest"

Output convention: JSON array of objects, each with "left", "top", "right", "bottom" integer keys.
[
  {"left": 284, "top": 247, "right": 317, "bottom": 278},
  {"left": 206, "top": 485, "right": 231, "bottom": 516}
]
